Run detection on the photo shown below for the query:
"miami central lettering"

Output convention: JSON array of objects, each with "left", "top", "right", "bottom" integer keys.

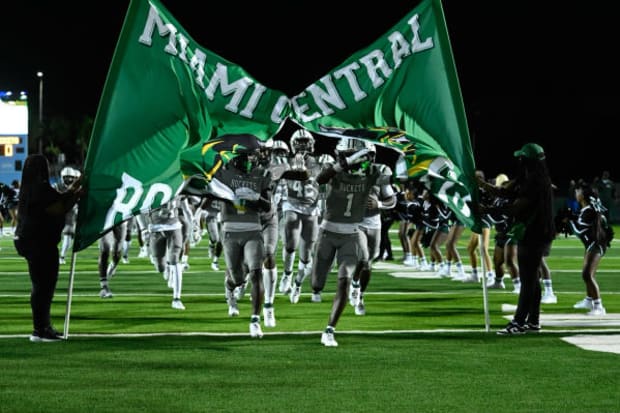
[
  {"left": 136, "top": 5, "right": 434, "bottom": 125},
  {"left": 293, "top": 14, "right": 434, "bottom": 122},
  {"left": 137, "top": 5, "right": 289, "bottom": 123}
]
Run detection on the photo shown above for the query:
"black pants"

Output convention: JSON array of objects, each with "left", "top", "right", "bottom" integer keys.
[
  {"left": 513, "top": 243, "right": 546, "bottom": 326},
  {"left": 16, "top": 239, "right": 60, "bottom": 332},
  {"left": 379, "top": 217, "right": 395, "bottom": 259}
]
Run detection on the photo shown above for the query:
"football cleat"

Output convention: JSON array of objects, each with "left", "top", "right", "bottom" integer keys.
[
  {"left": 99, "top": 286, "right": 113, "bottom": 299},
  {"left": 250, "top": 321, "right": 264, "bottom": 338},
  {"left": 171, "top": 299, "right": 185, "bottom": 310}
]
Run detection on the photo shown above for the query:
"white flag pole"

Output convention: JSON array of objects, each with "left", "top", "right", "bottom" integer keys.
[
  {"left": 479, "top": 233, "right": 490, "bottom": 332},
  {"left": 63, "top": 250, "right": 78, "bottom": 339}
]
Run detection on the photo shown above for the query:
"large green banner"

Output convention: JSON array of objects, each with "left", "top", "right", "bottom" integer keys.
[
  {"left": 75, "top": 0, "right": 479, "bottom": 252},
  {"left": 291, "top": 0, "right": 478, "bottom": 231}
]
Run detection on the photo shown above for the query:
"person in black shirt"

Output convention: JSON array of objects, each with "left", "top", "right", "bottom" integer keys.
[
  {"left": 481, "top": 143, "right": 556, "bottom": 335},
  {"left": 13, "top": 154, "right": 83, "bottom": 342}
]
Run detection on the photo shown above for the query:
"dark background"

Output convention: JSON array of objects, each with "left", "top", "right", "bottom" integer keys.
[{"left": 2, "top": 1, "right": 619, "bottom": 192}]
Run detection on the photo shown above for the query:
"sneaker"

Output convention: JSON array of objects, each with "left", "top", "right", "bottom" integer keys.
[
  {"left": 497, "top": 321, "right": 525, "bottom": 336},
  {"left": 171, "top": 298, "right": 185, "bottom": 310},
  {"left": 437, "top": 265, "right": 451, "bottom": 278},
  {"left": 106, "top": 262, "right": 118, "bottom": 278},
  {"left": 99, "top": 286, "right": 113, "bottom": 299},
  {"left": 211, "top": 261, "right": 220, "bottom": 271},
  {"left": 454, "top": 267, "right": 467, "bottom": 279},
  {"left": 234, "top": 283, "right": 247, "bottom": 300},
  {"left": 451, "top": 272, "right": 468, "bottom": 281},
  {"left": 228, "top": 302, "right": 240, "bottom": 317},
  {"left": 263, "top": 306, "right": 276, "bottom": 327},
  {"left": 321, "top": 328, "right": 338, "bottom": 347},
  {"left": 419, "top": 263, "right": 432, "bottom": 271},
  {"left": 461, "top": 274, "right": 479, "bottom": 283},
  {"left": 587, "top": 306, "right": 606, "bottom": 316},
  {"left": 349, "top": 283, "right": 360, "bottom": 306},
  {"left": 138, "top": 246, "right": 148, "bottom": 258},
  {"left": 290, "top": 284, "right": 301, "bottom": 304},
  {"left": 540, "top": 292, "right": 557, "bottom": 304},
  {"left": 574, "top": 298, "right": 593, "bottom": 310},
  {"left": 29, "top": 326, "right": 63, "bottom": 342},
  {"left": 311, "top": 292, "right": 322, "bottom": 303},
  {"left": 279, "top": 272, "right": 292, "bottom": 294},
  {"left": 487, "top": 279, "right": 506, "bottom": 289},
  {"left": 524, "top": 322, "right": 541, "bottom": 333},
  {"left": 250, "top": 321, "right": 264, "bottom": 338},
  {"left": 59, "top": 257, "right": 66, "bottom": 265},
  {"left": 355, "top": 300, "right": 366, "bottom": 316},
  {"left": 403, "top": 257, "right": 416, "bottom": 267}
]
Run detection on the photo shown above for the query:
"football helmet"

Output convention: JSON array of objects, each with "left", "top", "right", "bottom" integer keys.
[
  {"left": 272, "top": 140, "right": 290, "bottom": 158},
  {"left": 229, "top": 149, "right": 259, "bottom": 173},
  {"left": 60, "top": 166, "right": 81, "bottom": 187},
  {"left": 334, "top": 137, "right": 366, "bottom": 158},
  {"left": 257, "top": 138, "right": 274, "bottom": 165},
  {"left": 334, "top": 138, "right": 372, "bottom": 175},
  {"left": 290, "top": 129, "right": 314, "bottom": 155},
  {"left": 317, "top": 154, "right": 335, "bottom": 164}
]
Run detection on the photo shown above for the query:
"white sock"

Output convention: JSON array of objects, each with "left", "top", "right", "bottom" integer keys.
[{"left": 263, "top": 267, "right": 277, "bottom": 304}]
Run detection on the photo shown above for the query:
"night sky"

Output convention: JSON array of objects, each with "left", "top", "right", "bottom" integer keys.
[{"left": 3, "top": 1, "right": 619, "bottom": 191}]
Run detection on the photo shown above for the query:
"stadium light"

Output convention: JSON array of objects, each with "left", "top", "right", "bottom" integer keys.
[{"left": 37, "top": 71, "right": 44, "bottom": 153}]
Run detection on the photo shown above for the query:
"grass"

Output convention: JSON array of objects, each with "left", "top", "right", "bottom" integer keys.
[{"left": 1, "top": 227, "right": 619, "bottom": 413}]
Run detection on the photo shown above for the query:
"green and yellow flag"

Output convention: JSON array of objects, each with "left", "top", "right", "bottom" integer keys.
[
  {"left": 74, "top": 0, "right": 289, "bottom": 251},
  {"left": 292, "top": 0, "right": 479, "bottom": 231},
  {"left": 75, "top": 0, "right": 479, "bottom": 252}
]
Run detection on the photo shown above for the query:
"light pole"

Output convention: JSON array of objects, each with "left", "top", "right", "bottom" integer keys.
[{"left": 36, "top": 71, "right": 43, "bottom": 153}]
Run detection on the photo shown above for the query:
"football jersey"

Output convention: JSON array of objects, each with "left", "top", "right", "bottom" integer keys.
[
  {"left": 216, "top": 163, "right": 272, "bottom": 232},
  {"left": 281, "top": 155, "right": 321, "bottom": 216},
  {"left": 321, "top": 164, "right": 391, "bottom": 233},
  {"left": 149, "top": 198, "right": 183, "bottom": 232}
]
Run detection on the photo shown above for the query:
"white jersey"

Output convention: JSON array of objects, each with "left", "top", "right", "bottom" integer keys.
[{"left": 281, "top": 154, "right": 321, "bottom": 216}]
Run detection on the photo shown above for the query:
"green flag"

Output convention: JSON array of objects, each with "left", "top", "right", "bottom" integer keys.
[
  {"left": 76, "top": 0, "right": 480, "bottom": 252},
  {"left": 74, "top": 0, "right": 289, "bottom": 251},
  {"left": 291, "top": 0, "right": 480, "bottom": 231}
]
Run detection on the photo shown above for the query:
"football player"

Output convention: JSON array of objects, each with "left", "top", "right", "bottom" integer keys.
[
  {"left": 312, "top": 137, "right": 394, "bottom": 347},
  {"left": 349, "top": 143, "right": 396, "bottom": 316},
  {"left": 98, "top": 221, "right": 128, "bottom": 299},
  {"left": 213, "top": 141, "right": 273, "bottom": 338},
  {"left": 55, "top": 166, "right": 81, "bottom": 264},
  {"left": 279, "top": 129, "right": 322, "bottom": 303}
]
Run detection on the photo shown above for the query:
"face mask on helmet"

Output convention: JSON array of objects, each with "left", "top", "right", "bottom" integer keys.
[
  {"left": 230, "top": 152, "right": 257, "bottom": 173},
  {"left": 60, "top": 167, "right": 81, "bottom": 186},
  {"left": 317, "top": 154, "right": 335, "bottom": 164},
  {"left": 256, "top": 139, "right": 273, "bottom": 165},
  {"left": 290, "top": 129, "right": 314, "bottom": 155},
  {"left": 334, "top": 138, "right": 373, "bottom": 175},
  {"left": 334, "top": 137, "right": 365, "bottom": 159}
]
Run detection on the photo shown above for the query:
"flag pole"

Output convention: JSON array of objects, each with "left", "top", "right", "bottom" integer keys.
[
  {"left": 63, "top": 250, "right": 78, "bottom": 339},
  {"left": 479, "top": 233, "right": 490, "bottom": 332}
]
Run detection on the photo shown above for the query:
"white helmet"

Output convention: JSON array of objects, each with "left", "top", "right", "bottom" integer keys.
[
  {"left": 365, "top": 141, "right": 377, "bottom": 162},
  {"left": 262, "top": 138, "right": 274, "bottom": 149},
  {"left": 318, "top": 154, "right": 335, "bottom": 164},
  {"left": 257, "top": 138, "right": 274, "bottom": 163},
  {"left": 290, "top": 129, "right": 314, "bottom": 154},
  {"left": 60, "top": 166, "right": 81, "bottom": 187},
  {"left": 272, "top": 140, "right": 290, "bottom": 156},
  {"left": 61, "top": 166, "right": 81, "bottom": 179},
  {"left": 334, "top": 138, "right": 372, "bottom": 175},
  {"left": 335, "top": 137, "right": 366, "bottom": 156}
]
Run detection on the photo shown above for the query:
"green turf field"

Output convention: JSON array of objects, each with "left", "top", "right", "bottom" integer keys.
[{"left": 1, "top": 227, "right": 619, "bottom": 413}]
